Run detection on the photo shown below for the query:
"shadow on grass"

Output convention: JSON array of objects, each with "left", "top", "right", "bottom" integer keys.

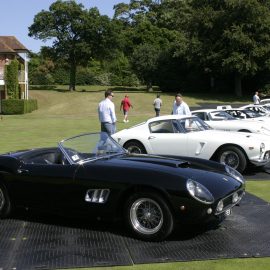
[{"left": 30, "top": 85, "right": 57, "bottom": 90}]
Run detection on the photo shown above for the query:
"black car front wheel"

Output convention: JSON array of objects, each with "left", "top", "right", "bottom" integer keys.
[
  {"left": 217, "top": 146, "right": 247, "bottom": 173},
  {"left": 125, "top": 192, "right": 174, "bottom": 241},
  {"left": 0, "top": 183, "right": 12, "bottom": 218}
]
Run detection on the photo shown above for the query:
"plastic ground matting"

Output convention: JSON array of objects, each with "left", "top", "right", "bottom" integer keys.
[{"left": 0, "top": 193, "right": 269, "bottom": 270}]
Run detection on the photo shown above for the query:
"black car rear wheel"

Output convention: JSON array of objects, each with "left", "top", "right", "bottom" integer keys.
[
  {"left": 0, "top": 183, "right": 11, "bottom": 218},
  {"left": 125, "top": 192, "right": 174, "bottom": 241},
  {"left": 217, "top": 146, "right": 247, "bottom": 173}
]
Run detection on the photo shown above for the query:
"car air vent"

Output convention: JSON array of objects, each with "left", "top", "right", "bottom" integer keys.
[
  {"left": 177, "top": 161, "right": 190, "bottom": 168},
  {"left": 85, "top": 189, "right": 110, "bottom": 204}
]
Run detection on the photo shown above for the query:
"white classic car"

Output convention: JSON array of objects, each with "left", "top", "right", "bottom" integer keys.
[
  {"left": 222, "top": 108, "right": 270, "bottom": 125},
  {"left": 191, "top": 109, "right": 270, "bottom": 135},
  {"left": 260, "top": 98, "right": 270, "bottom": 105},
  {"left": 240, "top": 104, "right": 270, "bottom": 116},
  {"left": 112, "top": 115, "right": 270, "bottom": 173}
]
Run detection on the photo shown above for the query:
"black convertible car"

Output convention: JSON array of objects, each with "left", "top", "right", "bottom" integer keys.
[{"left": 0, "top": 132, "right": 245, "bottom": 241}]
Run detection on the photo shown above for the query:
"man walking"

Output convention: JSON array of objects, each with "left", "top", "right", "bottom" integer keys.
[
  {"left": 120, "top": 95, "right": 133, "bottom": 123},
  {"left": 98, "top": 90, "right": 117, "bottom": 135},
  {"left": 153, "top": 94, "right": 162, "bottom": 117}
]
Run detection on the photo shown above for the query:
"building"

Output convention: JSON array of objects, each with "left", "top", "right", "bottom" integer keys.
[{"left": 0, "top": 36, "right": 29, "bottom": 110}]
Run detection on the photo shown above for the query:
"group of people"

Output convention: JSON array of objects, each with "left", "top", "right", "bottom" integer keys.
[
  {"left": 98, "top": 90, "right": 134, "bottom": 135},
  {"left": 98, "top": 90, "right": 191, "bottom": 135}
]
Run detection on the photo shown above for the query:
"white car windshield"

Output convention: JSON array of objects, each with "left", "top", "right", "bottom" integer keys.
[
  {"left": 58, "top": 132, "right": 126, "bottom": 164},
  {"left": 209, "top": 111, "right": 235, "bottom": 120},
  {"left": 177, "top": 117, "right": 211, "bottom": 132}
]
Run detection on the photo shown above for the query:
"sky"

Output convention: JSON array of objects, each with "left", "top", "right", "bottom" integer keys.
[{"left": 1, "top": 0, "right": 129, "bottom": 53}]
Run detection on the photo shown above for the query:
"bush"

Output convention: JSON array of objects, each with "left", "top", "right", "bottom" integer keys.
[
  {"left": 4, "top": 59, "right": 19, "bottom": 99},
  {"left": 1, "top": 99, "right": 38, "bottom": 115},
  {"left": 76, "top": 67, "right": 98, "bottom": 85}
]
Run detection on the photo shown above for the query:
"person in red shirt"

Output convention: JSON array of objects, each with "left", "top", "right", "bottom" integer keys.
[{"left": 120, "top": 95, "right": 133, "bottom": 123}]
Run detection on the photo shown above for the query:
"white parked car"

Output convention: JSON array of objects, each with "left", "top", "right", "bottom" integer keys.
[
  {"left": 240, "top": 104, "right": 270, "bottom": 116},
  {"left": 260, "top": 98, "right": 270, "bottom": 105},
  {"left": 221, "top": 108, "right": 270, "bottom": 125},
  {"left": 191, "top": 109, "right": 270, "bottom": 135},
  {"left": 112, "top": 115, "right": 270, "bottom": 173}
]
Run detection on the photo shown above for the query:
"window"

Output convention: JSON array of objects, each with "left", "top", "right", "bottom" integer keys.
[{"left": 149, "top": 120, "right": 175, "bottom": 133}]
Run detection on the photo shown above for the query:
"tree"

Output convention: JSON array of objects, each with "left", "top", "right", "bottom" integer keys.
[
  {"left": 114, "top": 1, "right": 184, "bottom": 90},
  {"left": 4, "top": 59, "right": 19, "bottom": 99},
  {"left": 177, "top": 0, "right": 270, "bottom": 96},
  {"left": 29, "top": 0, "right": 118, "bottom": 90},
  {"left": 131, "top": 43, "right": 160, "bottom": 91}
]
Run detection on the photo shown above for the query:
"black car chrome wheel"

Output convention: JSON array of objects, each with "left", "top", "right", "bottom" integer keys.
[
  {"left": 0, "top": 183, "right": 11, "bottom": 218},
  {"left": 124, "top": 141, "right": 146, "bottom": 154},
  {"left": 125, "top": 192, "right": 174, "bottom": 241},
  {"left": 130, "top": 198, "right": 163, "bottom": 235},
  {"left": 217, "top": 146, "right": 247, "bottom": 173}
]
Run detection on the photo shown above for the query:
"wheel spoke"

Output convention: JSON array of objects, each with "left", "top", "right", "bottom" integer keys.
[{"left": 130, "top": 198, "right": 163, "bottom": 235}]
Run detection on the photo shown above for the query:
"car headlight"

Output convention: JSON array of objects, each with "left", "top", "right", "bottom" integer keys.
[
  {"left": 225, "top": 165, "right": 245, "bottom": 185},
  {"left": 186, "top": 179, "right": 214, "bottom": 204}
]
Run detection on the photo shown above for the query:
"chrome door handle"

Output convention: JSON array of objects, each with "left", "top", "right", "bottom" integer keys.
[{"left": 148, "top": 136, "right": 156, "bottom": 140}]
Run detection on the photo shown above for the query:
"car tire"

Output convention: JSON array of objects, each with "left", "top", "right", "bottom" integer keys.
[
  {"left": 216, "top": 146, "right": 247, "bottom": 173},
  {"left": 0, "top": 183, "right": 12, "bottom": 218},
  {"left": 124, "top": 141, "right": 146, "bottom": 154},
  {"left": 125, "top": 192, "right": 174, "bottom": 241}
]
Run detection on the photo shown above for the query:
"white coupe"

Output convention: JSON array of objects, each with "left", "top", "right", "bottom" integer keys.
[
  {"left": 112, "top": 115, "right": 270, "bottom": 173},
  {"left": 191, "top": 109, "right": 270, "bottom": 136},
  {"left": 240, "top": 104, "right": 270, "bottom": 116},
  {"left": 222, "top": 108, "right": 270, "bottom": 126}
]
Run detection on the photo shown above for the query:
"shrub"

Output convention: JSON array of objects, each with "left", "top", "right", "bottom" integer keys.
[
  {"left": 1, "top": 99, "right": 38, "bottom": 114},
  {"left": 4, "top": 59, "right": 19, "bottom": 99}
]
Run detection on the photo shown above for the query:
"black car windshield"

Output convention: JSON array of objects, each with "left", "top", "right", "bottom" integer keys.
[{"left": 58, "top": 132, "right": 126, "bottom": 164}]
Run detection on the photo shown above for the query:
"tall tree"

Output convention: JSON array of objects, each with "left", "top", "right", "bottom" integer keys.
[
  {"left": 114, "top": 0, "right": 184, "bottom": 89},
  {"left": 178, "top": 0, "right": 270, "bottom": 96},
  {"left": 28, "top": 0, "right": 117, "bottom": 90}
]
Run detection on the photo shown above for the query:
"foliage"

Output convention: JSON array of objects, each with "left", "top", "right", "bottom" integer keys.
[
  {"left": 76, "top": 67, "right": 98, "bottom": 85},
  {"left": 1, "top": 99, "right": 38, "bottom": 114},
  {"left": 176, "top": 0, "right": 270, "bottom": 96},
  {"left": 29, "top": 0, "right": 120, "bottom": 90},
  {"left": 28, "top": 0, "right": 270, "bottom": 96},
  {"left": 4, "top": 59, "right": 19, "bottom": 99},
  {"left": 131, "top": 43, "right": 160, "bottom": 90}
]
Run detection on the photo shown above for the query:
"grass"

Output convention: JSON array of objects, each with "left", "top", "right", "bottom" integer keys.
[{"left": 0, "top": 86, "right": 269, "bottom": 270}]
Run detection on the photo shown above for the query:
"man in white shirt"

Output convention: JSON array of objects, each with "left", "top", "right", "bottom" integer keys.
[
  {"left": 98, "top": 90, "right": 117, "bottom": 135},
  {"left": 172, "top": 93, "right": 191, "bottom": 115},
  {"left": 253, "top": 91, "right": 260, "bottom": 104}
]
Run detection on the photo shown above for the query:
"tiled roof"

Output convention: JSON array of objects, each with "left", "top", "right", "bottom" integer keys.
[{"left": 0, "top": 36, "right": 28, "bottom": 53}]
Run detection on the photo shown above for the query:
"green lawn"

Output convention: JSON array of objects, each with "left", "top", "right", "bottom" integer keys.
[{"left": 0, "top": 87, "right": 269, "bottom": 270}]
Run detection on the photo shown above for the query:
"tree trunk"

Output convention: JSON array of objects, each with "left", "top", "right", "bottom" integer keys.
[
  {"left": 69, "top": 53, "right": 76, "bottom": 91},
  {"left": 234, "top": 73, "right": 242, "bottom": 97},
  {"left": 147, "top": 81, "right": 153, "bottom": 92}
]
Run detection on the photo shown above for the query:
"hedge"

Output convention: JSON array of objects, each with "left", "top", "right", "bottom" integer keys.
[{"left": 1, "top": 99, "right": 38, "bottom": 115}]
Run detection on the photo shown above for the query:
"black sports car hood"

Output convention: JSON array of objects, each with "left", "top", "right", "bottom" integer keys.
[
  {"left": 122, "top": 154, "right": 191, "bottom": 168},
  {"left": 120, "top": 154, "right": 225, "bottom": 173},
  {"left": 115, "top": 154, "right": 244, "bottom": 197}
]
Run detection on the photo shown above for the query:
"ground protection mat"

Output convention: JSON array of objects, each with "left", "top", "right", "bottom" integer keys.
[{"left": 0, "top": 193, "right": 269, "bottom": 270}]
